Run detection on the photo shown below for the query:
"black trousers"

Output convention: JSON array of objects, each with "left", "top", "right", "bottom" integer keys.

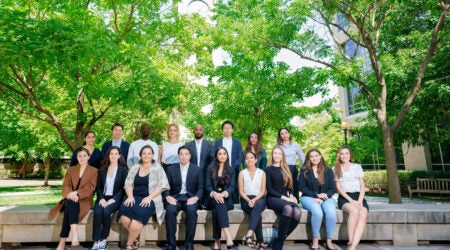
[
  {"left": 165, "top": 194, "right": 199, "bottom": 247},
  {"left": 208, "top": 198, "right": 233, "bottom": 239},
  {"left": 60, "top": 199, "right": 80, "bottom": 237},
  {"left": 92, "top": 196, "right": 120, "bottom": 241},
  {"left": 240, "top": 195, "right": 266, "bottom": 243}
]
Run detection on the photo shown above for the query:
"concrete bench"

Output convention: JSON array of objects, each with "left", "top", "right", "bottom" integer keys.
[
  {"left": 1, "top": 203, "right": 449, "bottom": 247},
  {"left": 407, "top": 178, "right": 450, "bottom": 198}
]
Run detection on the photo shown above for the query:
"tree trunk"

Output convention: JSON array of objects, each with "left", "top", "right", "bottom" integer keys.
[
  {"left": 43, "top": 153, "right": 51, "bottom": 187},
  {"left": 381, "top": 125, "right": 402, "bottom": 204}
]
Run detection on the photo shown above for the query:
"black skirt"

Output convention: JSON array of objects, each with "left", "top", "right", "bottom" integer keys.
[{"left": 338, "top": 192, "right": 369, "bottom": 211}]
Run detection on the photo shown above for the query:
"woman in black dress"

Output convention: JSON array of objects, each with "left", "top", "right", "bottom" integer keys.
[
  {"left": 69, "top": 131, "right": 101, "bottom": 168},
  {"left": 119, "top": 145, "right": 169, "bottom": 250},
  {"left": 265, "top": 146, "right": 301, "bottom": 250},
  {"left": 206, "top": 147, "right": 236, "bottom": 250}
]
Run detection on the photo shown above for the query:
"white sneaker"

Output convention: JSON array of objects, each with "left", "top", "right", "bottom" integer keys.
[
  {"left": 91, "top": 241, "right": 99, "bottom": 250},
  {"left": 98, "top": 239, "right": 108, "bottom": 250}
]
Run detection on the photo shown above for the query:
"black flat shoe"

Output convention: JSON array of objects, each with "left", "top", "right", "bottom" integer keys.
[{"left": 227, "top": 245, "right": 237, "bottom": 250}]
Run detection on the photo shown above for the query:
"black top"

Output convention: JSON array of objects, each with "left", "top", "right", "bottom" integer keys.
[
  {"left": 265, "top": 166, "right": 293, "bottom": 199},
  {"left": 298, "top": 167, "right": 336, "bottom": 198},
  {"left": 70, "top": 147, "right": 101, "bottom": 169}
]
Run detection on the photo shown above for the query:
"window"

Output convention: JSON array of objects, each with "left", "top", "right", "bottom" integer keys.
[{"left": 337, "top": 12, "right": 348, "bottom": 32}]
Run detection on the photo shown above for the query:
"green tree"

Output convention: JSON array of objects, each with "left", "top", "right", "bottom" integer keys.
[
  {"left": 183, "top": 0, "right": 331, "bottom": 144},
  {"left": 204, "top": 0, "right": 449, "bottom": 203},
  {"left": 0, "top": 0, "right": 191, "bottom": 151}
]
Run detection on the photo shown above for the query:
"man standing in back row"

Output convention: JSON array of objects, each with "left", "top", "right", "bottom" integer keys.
[
  {"left": 100, "top": 122, "right": 130, "bottom": 163},
  {"left": 127, "top": 124, "right": 159, "bottom": 168},
  {"left": 185, "top": 125, "right": 214, "bottom": 181},
  {"left": 213, "top": 120, "right": 243, "bottom": 203}
]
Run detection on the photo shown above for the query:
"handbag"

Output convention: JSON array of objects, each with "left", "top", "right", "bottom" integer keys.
[{"left": 48, "top": 198, "right": 65, "bottom": 220}]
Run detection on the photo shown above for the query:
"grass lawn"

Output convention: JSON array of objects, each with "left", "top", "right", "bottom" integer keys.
[
  {"left": 0, "top": 185, "right": 63, "bottom": 206},
  {"left": 0, "top": 185, "right": 61, "bottom": 192},
  {"left": 0, "top": 193, "right": 62, "bottom": 206}
]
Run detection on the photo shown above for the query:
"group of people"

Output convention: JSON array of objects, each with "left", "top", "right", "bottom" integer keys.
[{"left": 56, "top": 121, "right": 368, "bottom": 250}]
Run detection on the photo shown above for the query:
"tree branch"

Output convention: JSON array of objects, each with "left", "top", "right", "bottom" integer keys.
[{"left": 392, "top": 2, "right": 449, "bottom": 132}]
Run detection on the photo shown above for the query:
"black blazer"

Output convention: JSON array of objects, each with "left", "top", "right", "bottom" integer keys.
[
  {"left": 95, "top": 165, "right": 129, "bottom": 203},
  {"left": 213, "top": 138, "right": 243, "bottom": 172},
  {"left": 205, "top": 164, "right": 235, "bottom": 210},
  {"left": 298, "top": 167, "right": 336, "bottom": 198},
  {"left": 100, "top": 140, "right": 130, "bottom": 163},
  {"left": 163, "top": 163, "right": 204, "bottom": 200},
  {"left": 185, "top": 139, "right": 214, "bottom": 172}
]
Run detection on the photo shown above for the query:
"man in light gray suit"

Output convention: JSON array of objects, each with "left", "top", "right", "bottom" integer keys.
[{"left": 185, "top": 124, "right": 214, "bottom": 207}]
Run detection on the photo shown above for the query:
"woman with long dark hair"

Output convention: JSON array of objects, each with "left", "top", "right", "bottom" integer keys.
[
  {"left": 244, "top": 132, "right": 267, "bottom": 170},
  {"left": 265, "top": 146, "right": 301, "bottom": 250},
  {"left": 91, "top": 146, "right": 128, "bottom": 250},
  {"left": 299, "top": 149, "right": 337, "bottom": 250},
  {"left": 206, "top": 147, "right": 236, "bottom": 250},
  {"left": 333, "top": 146, "right": 368, "bottom": 250}
]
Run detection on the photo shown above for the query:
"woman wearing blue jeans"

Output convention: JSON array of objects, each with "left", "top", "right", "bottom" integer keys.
[{"left": 299, "top": 149, "right": 337, "bottom": 250}]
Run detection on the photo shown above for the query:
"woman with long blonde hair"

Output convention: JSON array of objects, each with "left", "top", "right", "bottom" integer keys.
[
  {"left": 333, "top": 146, "right": 368, "bottom": 250},
  {"left": 265, "top": 146, "right": 301, "bottom": 250}
]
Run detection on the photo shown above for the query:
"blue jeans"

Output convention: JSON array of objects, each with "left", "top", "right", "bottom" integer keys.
[{"left": 301, "top": 196, "right": 336, "bottom": 238}]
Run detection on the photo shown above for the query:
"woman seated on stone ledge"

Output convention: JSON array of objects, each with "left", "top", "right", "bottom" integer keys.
[
  {"left": 333, "top": 146, "right": 369, "bottom": 250},
  {"left": 57, "top": 147, "right": 98, "bottom": 250},
  {"left": 239, "top": 151, "right": 266, "bottom": 250},
  {"left": 119, "top": 145, "right": 169, "bottom": 250},
  {"left": 91, "top": 146, "right": 128, "bottom": 250},
  {"left": 206, "top": 147, "right": 237, "bottom": 250}
]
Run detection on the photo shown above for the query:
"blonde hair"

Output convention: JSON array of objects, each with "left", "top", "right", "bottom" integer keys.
[
  {"left": 166, "top": 124, "right": 180, "bottom": 140},
  {"left": 334, "top": 146, "right": 355, "bottom": 179},
  {"left": 268, "top": 146, "right": 293, "bottom": 189}
]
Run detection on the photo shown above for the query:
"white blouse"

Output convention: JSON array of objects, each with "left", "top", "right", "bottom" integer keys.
[
  {"left": 242, "top": 168, "right": 264, "bottom": 196},
  {"left": 161, "top": 142, "right": 182, "bottom": 164},
  {"left": 334, "top": 163, "right": 364, "bottom": 193},
  {"left": 103, "top": 167, "right": 117, "bottom": 196}
]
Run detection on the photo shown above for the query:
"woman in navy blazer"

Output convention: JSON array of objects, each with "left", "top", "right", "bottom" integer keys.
[
  {"left": 91, "top": 146, "right": 128, "bottom": 250},
  {"left": 299, "top": 149, "right": 337, "bottom": 250},
  {"left": 206, "top": 147, "right": 236, "bottom": 250}
]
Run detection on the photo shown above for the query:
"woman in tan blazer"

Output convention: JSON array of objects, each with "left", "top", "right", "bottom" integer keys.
[{"left": 56, "top": 147, "right": 98, "bottom": 250}]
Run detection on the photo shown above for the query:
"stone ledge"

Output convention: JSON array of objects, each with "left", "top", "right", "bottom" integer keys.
[{"left": 0, "top": 204, "right": 449, "bottom": 247}]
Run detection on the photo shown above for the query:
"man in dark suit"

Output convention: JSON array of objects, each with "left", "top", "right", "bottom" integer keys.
[
  {"left": 185, "top": 125, "right": 214, "bottom": 181},
  {"left": 213, "top": 120, "right": 243, "bottom": 203},
  {"left": 163, "top": 146, "right": 203, "bottom": 250},
  {"left": 100, "top": 122, "right": 130, "bottom": 163}
]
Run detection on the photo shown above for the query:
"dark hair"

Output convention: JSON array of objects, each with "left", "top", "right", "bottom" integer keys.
[
  {"left": 178, "top": 145, "right": 191, "bottom": 155},
  {"left": 245, "top": 132, "right": 263, "bottom": 157},
  {"left": 303, "top": 149, "right": 328, "bottom": 185},
  {"left": 244, "top": 150, "right": 257, "bottom": 168},
  {"left": 83, "top": 131, "right": 96, "bottom": 145},
  {"left": 210, "top": 147, "right": 231, "bottom": 185},
  {"left": 276, "top": 127, "right": 291, "bottom": 145},
  {"left": 139, "top": 145, "right": 155, "bottom": 163},
  {"left": 221, "top": 120, "right": 234, "bottom": 129},
  {"left": 100, "top": 146, "right": 126, "bottom": 172},
  {"left": 111, "top": 122, "right": 124, "bottom": 130},
  {"left": 77, "top": 147, "right": 91, "bottom": 157}
]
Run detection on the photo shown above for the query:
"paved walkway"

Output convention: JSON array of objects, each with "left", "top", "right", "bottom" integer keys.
[{"left": 4, "top": 242, "right": 450, "bottom": 249}]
